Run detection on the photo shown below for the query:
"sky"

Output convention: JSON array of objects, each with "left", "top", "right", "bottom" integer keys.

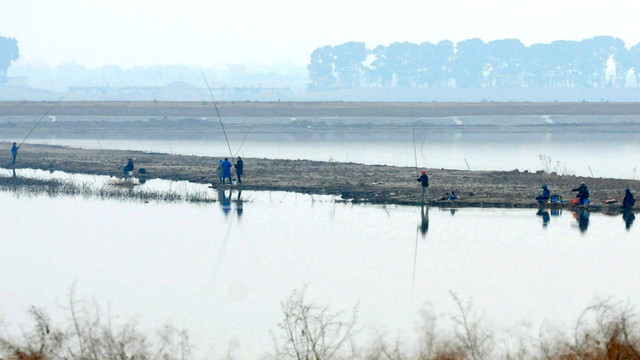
[{"left": 2, "top": 0, "right": 639, "bottom": 69}]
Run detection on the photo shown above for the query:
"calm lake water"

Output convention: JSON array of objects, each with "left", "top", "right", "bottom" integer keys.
[
  {"left": 1, "top": 168, "right": 639, "bottom": 359},
  {"left": 11, "top": 126, "right": 640, "bottom": 179}
]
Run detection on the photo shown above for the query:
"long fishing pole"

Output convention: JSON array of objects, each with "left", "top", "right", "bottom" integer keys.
[
  {"left": 19, "top": 93, "right": 66, "bottom": 147},
  {"left": 200, "top": 71, "right": 234, "bottom": 161},
  {"left": 233, "top": 122, "right": 257, "bottom": 158},
  {"left": 411, "top": 119, "right": 419, "bottom": 177}
]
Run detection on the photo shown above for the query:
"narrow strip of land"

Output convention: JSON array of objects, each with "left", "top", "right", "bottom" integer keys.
[{"left": 2, "top": 142, "right": 638, "bottom": 210}]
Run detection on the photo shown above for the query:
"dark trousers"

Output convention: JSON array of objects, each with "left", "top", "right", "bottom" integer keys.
[
  {"left": 12, "top": 154, "right": 16, "bottom": 165},
  {"left": 236, "top": 172, "right": 242, "bottom": 183}
]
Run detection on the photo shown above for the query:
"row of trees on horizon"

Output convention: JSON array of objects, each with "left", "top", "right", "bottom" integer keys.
[
  {"left": 307, "top": 36, "right": 640, "bottom": 90},
  {"left": 6, "top": 34, "right": 640, "bottom": 92}
]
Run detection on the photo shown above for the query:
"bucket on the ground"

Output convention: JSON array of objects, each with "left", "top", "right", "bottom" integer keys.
[
  {"left": 127, "top": 171, "right": 133, "bottom": 176},
  {"left": 572, "top": 198, "right": 579, "bottom": 205},
  {"left": 584, "top": 198, "right": 590, "bottom": 205},
  {"left": 551, "top": 195, "right": 559, "bottom": 203}
]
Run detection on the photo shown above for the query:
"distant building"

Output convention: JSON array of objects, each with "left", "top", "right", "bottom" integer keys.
[{"left": 68, "top": 81, "right": 292, "bottom": 100}]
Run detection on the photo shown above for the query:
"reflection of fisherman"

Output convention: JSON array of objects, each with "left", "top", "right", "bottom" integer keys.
[
  {"left": 222, "top": 158, "right": 232, "bottom": 185},
  {"left": 218, "top": 188, "right": 232, "bottom": 217},
  {"left": 623, "top": 189, "right": 635, "bottom": 209},
  {"left": 571, "top": 182, "right": 590, "bottom": 205},
  {"left": 235, "top": 157, "right": 244, "bottom": 184},
  {"left": 236, "top": 189, "right": 244, "bottom": 220},
  {"left": 419, "top": 204, "right": 429, "bottom": 236},
  {"left": 536, "top": 184, "right": 550, "bottom": 203},
  {"left": 574, "top": 211, "right": 590, "bottom": 233},
  {"left": 623, "top": 208, "right": 635, "bottom": 230},
  {"left": 536, "top": 204, "right": 550, "bottom": 227},
  {"left": 11, "top": 142, "right": 19, "bottom": 165},
  {"left": 416, "top": 171, "right": 429, "bottom": 201},
  {"left": 123, "top": 158, "right": 134, "bottom": 176}
]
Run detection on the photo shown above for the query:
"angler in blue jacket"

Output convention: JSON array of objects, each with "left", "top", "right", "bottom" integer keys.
[
  {"left": 11, "top": 142, "right": 19, "bottom": 165},
  {"left": 222, "top": 158, "right": 232, "bottom": 184},
  {"left": 536, "top": 184, "right": 550, "bottom": 202}
]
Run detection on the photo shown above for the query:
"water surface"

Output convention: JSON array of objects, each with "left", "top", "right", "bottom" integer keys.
[{"left": 1, "top": 171, "right": 638, "bottom": 358}]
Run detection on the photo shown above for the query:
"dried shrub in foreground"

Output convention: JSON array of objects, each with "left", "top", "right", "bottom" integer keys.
[
  {"left": 273, "top": 286, "right": 358, "bottom": 360},
  {"left": 0, "top": 285, "right": 190, "bottom": 360}
]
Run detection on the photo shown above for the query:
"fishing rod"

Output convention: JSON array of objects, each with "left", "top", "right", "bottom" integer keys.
[
  {"left": 19, "top": 93, "right": 67, "bottom": 148},
  {"left": 411, "top": 119, "right": 419, "bottom": 177},
  {"left": 200, "top": 71, "right": 234, "bottom": 162},
  {"left": 233, "top": 122, "right": 257, "bottom": 158}
]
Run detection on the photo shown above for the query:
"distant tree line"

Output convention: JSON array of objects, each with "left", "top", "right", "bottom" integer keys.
[
  {"left": 307, "top": 37, "right": 640, "bottom": 90},
  {"left": 0, "top": 35, "right": 20, "bottom": 83}
]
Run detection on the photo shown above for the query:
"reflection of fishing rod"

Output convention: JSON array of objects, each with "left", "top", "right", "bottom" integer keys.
[
  {"left": 200, "top": 71, "right": 234, "bottom": 161},
  {"left": 411, "top": 227, "right": 419, "bottom": 298},
  {"left": 19, "top": 93, "right": 66, "bottom": 147}
]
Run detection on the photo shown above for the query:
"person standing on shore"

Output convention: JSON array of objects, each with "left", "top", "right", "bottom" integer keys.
[
  {"left": 623, "top": 188, "right": 635, "bottom": 209},
  {"left": 123, "top": 158, "right": 134, "bottom": 176},
  {"left": 11, "top": 142, "right": 19, "bottom": 165},
  {"left": 216, "top": 159, "right": 223, "bottom": 183},
  {"left": 235, "top": 157, "right": 244, "bottom": 184},
  {"left": 417, "top": 170, "right": 429, "bottom": 203},
  {"left": 222, "top": 157, "right": 232, "bottom": 185}
]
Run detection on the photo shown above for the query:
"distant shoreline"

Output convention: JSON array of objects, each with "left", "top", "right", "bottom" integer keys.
[{"left": 3, "top": 101, "right": 640, "bottom": 117}]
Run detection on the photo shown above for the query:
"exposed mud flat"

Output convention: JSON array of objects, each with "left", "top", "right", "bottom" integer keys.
[
  {"left": 3, "top": 101, "right": 640, "bottom": 117},
  {"left": 2, "top": 142, "right": 638, "bottom": 211}
]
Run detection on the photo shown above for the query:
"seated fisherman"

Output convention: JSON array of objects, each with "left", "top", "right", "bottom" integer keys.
[{"left": 536, "top": 184, "right": 550, "bottom": 202}]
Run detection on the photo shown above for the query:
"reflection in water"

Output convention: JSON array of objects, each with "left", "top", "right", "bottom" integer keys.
[
  {"left": 12, "top": 168, "right": 16, "bottom": 178},
  {"left": 412, "top": 204, "right": 430, "bottom": 297},
  {"left": 236, "top": 190, "right": 244, "bottom": 221},
  {"left": 419, "top": 204, "right": 429, "bottom": 237},
  {"left": 536, "top": 205, "right": 551, "bottom": 228},
  {"left": 623, "top": 208, "right": 635, "bottom": 230},
  {"left": 218, "top": 188, "right": 232, "bottom": 217},
  {"left": 573, "top": 211, "right": 590, "bottom": 233},
  {"left": 217, "top": 188, "right": 246, "bottom": 223},
  {"left": 450, "top": 208, "right": 457, "bottom": 216}
]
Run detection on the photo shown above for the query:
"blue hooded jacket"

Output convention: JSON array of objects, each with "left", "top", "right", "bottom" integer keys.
[{"left": 222, "top": 159, "right": 232, "bottom": 177}]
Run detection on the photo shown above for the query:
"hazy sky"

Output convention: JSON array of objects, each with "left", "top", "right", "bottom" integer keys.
[{"left": 2, "top": 0, "right": 639, "bottom": 69}]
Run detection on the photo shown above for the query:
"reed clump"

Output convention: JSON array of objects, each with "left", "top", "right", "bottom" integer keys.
[{"left": 0, "top": 175, "right": 216, "bottom": 204}]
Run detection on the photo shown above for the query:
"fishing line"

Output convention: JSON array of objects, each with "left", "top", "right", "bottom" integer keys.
[
  {"left": 411, "top": 118, "right": 419, "bottom": 177},
  {"left": 234, "top": 122, "right": 257, "bottom": 158},
  {"left": 19, "top": 93, "right": 67, "bottom": 147},
  {"left": 200, "top": 71, "right": 234, "bottom": 161}
]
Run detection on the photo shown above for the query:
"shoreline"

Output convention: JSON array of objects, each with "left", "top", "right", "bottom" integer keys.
[{"left": 2, "top": 142, "right": 638, "bottom": 212}]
